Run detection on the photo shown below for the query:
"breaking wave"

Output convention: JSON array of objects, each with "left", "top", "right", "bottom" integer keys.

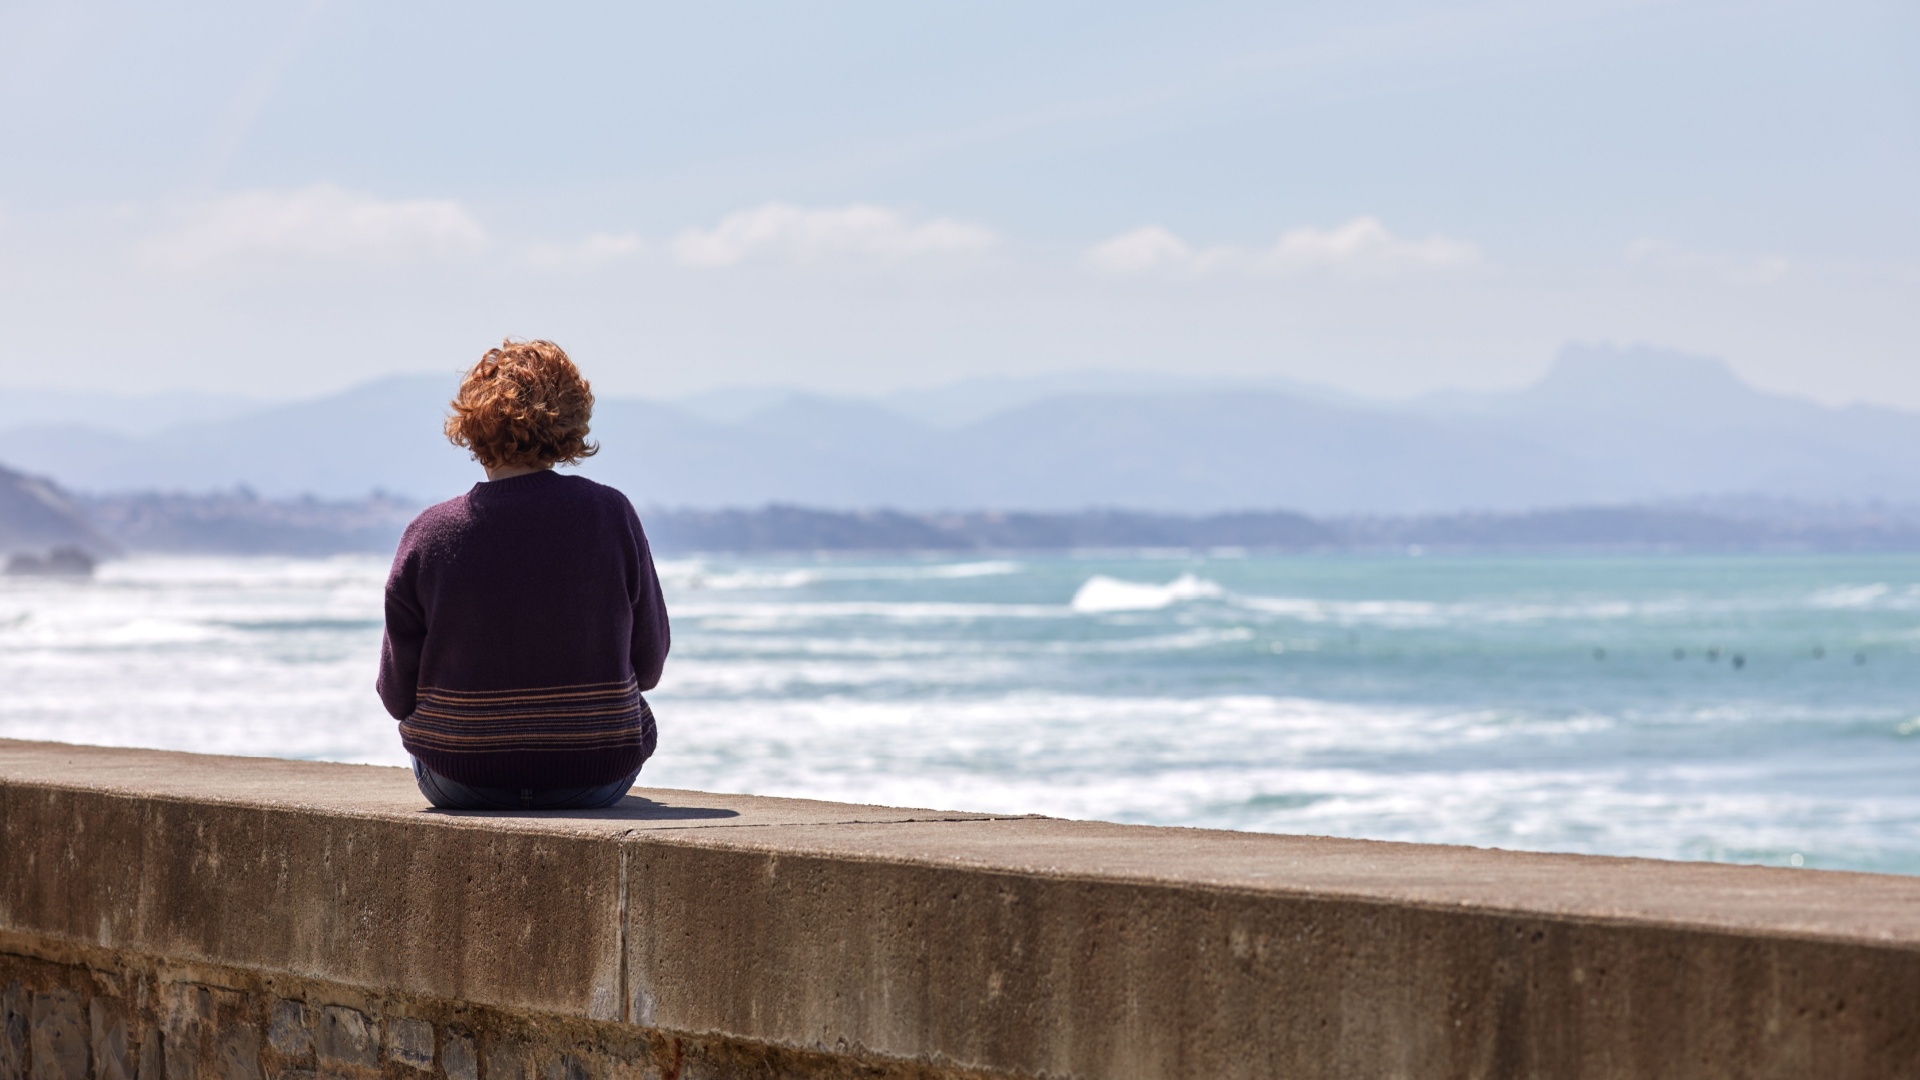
[{"left": 1070, "top": 573, "right": 1224, "bottom": 613}]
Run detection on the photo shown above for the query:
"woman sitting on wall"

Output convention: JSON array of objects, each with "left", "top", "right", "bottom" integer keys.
[{"left": 377, "top": 339, "right": 669, "bottom": 811}]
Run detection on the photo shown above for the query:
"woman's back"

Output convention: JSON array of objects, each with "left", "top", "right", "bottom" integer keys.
[{"left": 377, "top": 340, "right": 669, "bottom": 803}]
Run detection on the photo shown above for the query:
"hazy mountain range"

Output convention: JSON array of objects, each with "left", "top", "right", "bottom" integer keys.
[{"left": 4, "top": 343, "right": 1919, "bottom": 514}]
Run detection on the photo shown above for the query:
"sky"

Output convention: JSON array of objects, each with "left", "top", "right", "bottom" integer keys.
[{"left": 0, "top": 0, "right": 1914, "bottom": 405}]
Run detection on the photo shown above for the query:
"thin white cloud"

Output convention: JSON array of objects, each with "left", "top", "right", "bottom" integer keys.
[
  {"left": 1085, "top": 217, "right": 1480, "bottom": 278},
  {"left": 1084, "top": 226, "right": 1208, "bottom": 274},
  {"left": 138, "top": 184, "right": 487, "bottom": 269},
  {"left": 526, "top": 231, "right": 643, "bottom": 270},
  {"left": 1266, "top": 217, "right": 1479, "bottom": 273},
  {"left": 1626, "top": 238, "right": 1789, "bottom": 285},
  {"left": 672, "top": 203, "right": 996, "bottom": 267}
]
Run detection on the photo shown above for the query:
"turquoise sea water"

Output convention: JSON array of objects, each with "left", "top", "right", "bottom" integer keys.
[{"left": 3, "top": 551, "right": 1918, "bottom": 873}]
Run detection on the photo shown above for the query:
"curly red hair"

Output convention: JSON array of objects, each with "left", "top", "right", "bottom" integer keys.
[{"left": 445, "top": 339, "right": 599, "bottom": 470}]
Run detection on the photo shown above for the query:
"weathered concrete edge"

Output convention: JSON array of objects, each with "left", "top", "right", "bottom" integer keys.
[
  {"left": 615, "top": 829, "right": 1920, "bottom": 1079},
  {"left": 11, "top": 734, "right": 1920, "bottom": 952},
  {"left": 13, "top": 760, "right": 1920, "bottom": 954},
  {"left": 611, "top": 821, "right": 1920, "bottom": 951},
  {"left": 9, "top": 741, "right": 1920, "bottom": 1079}
]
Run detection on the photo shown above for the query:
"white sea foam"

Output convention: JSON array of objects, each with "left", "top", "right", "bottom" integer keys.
[
  {"left": 1070, "top": 572, "right": 1222, "bottom": 613},
  {"left": 673, "top": 600, "right": 1067, "bottom": 624},
  {"left": 682, "top": 568, "right": 824, "bottom": 590},
  {"left": 1233, "top": 594, "right": 1712, "bottom": 627},
  {"left": 1809, "top": 583, "right": 1892, "bottom": 609},
  {"left": 662, "top": 655, "right": 1023, "bottom": 695},
  {"left": 664, "top": 559, "right": 1022, "bottom": 592},
  {"left": 1050, "top": 626, "right": 1256, "bottom": 653},
  {"left": 673, "top": 634, "right": 971, "bottom": 659},
  {"left": 1236, "top": 595, "right": 1440, "bottom": 624}
]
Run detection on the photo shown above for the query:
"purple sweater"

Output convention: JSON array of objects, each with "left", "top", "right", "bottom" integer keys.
[{"left": 377, "top": 470, "right": 670, "bottom": 788}]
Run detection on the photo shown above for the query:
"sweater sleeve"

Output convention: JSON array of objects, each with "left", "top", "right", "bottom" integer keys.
[
  {"left": 376, "top": 533, "right": 428, "bottom": 721},
  {"left": 627, "top": 504, "right": 672, "bottom": 692}
]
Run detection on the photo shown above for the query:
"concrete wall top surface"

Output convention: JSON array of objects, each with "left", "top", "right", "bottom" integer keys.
[
  {"left": 6, "top": 737, "right": 1920, "bottom": 1079},
  {"left": 4, "top": 738, "right": 1916, "bottom": 949}
]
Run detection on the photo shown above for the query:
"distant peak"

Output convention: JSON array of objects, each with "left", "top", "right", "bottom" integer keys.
[{"left": 1528, "top": 343, "right": 1751, "bottom": 408}]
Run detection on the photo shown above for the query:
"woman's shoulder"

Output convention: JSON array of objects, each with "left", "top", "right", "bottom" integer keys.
[
  {"left": 398, "top": 493, "right": 478, "bottom": 544},
  {"left": 553, "top": 473, "right": 640, "bottom": 514}
]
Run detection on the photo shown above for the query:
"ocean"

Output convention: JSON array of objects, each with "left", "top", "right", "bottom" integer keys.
[{"left": 3, "top": 550, "right": 1918, "bottom": 874}]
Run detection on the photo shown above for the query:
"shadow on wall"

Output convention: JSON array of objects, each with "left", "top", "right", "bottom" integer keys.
[{"left": 420, "top": 796, "right": 742, "bottom": 822}]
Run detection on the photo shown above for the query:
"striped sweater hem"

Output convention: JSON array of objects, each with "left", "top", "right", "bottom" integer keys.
[{"left": 399, "top": 677, "right": 655, "bottom": 788}]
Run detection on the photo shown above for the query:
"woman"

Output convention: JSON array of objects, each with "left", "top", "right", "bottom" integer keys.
[{"left": 377, "top": 339, "right": 669, "bottom": 810}]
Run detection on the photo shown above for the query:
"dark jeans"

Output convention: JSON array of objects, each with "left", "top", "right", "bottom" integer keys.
[{"left": 412, "top": 757, "right": 640, "bottom": 811}]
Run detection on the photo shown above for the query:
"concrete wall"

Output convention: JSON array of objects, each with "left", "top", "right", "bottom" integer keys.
[{"left": 3, "top": 739, "right": 1919, "bottom": 1079}]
